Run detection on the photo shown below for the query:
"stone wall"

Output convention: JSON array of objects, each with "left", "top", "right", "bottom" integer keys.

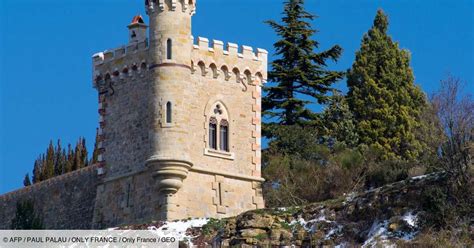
[{"left": 0, "top": 165, "right": 99, "bottom": 229}]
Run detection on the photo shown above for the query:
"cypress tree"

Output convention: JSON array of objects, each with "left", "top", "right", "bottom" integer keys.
[
  {"left": 74, "top": 137, "right": 88, "bottom": 169},
  {"left": 66, "top": 144, "right": 74, "bottom": 173},
  {"left": 39, "top": 154, "right": 46, "bottom": 181},
  {"left": 263, "top": 0, "right": 343, "bottom": 132},
  {"left": 60, "top": 148, "right": 67, "bottom": 174},
  {"left": 43, "top": 141, "right": 55, "bottom": 180},
  {"left": 54, "top": 139, "right": 63, "bottom": 176},
  {"left": 32, "top": 157, "right": 42, "bottom": 184},
  {"left": 347, "top": 10, "right": 427, "bottom": 160},
  {"left": 23, "top": 173, "right": 31, "bottom": 186}
]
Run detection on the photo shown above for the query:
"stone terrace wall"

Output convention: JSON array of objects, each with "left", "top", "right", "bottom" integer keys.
[{"left": 0, "top": 165, "right": 99, "bottom": 229}]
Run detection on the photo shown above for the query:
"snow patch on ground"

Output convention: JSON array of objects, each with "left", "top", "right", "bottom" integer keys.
[
  {"left": 362, "top": 220, "right": 391, "bottom": 248},
  {"left": 148, "top": 218, "right": 209, "bottom": 244},
  {"left": 324, "top": 225, "right": 342, "bottom": 240},
  {"left": 362, "top": 211, "right": 419, "bottom": 247},
  {"left": 411, "top": 174, "right": 428, "bottom": 180},
  {"left": 290, "top": 217, "right": 307, "bottom": 229},
  {"left": 402, "top": 211, "right": 417, "bottom": 227}
]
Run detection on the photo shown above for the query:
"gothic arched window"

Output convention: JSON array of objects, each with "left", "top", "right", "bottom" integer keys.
[
  {"left": 167, "top": 39, "right": 172, "bottom": 60},
  {"left": 209, "top": 117, "right": 217, "bottom": 150},
  {"left": 166, "top": 101, "right": 172, "bottom": 124},
  {"left": 219, "top": 119, "right": 229, "bottom": 152}
]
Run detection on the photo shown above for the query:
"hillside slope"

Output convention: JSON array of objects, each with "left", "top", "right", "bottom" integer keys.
[{"left": 121, "top": 173, "right": 473, "bottom": 247}]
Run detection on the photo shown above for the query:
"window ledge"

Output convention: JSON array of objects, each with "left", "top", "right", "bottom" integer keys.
[
  {"left": 204, "top": 148, "right": 235, "bottom": 160},
  {"left": 161, "top": 123, "right": 173, "bottom": 128}
]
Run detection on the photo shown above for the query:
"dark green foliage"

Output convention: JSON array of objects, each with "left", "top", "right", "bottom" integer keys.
[
  {"left": 321, "top": 90, "right": 359, "bottom": 148},
  {"left": 263, "top": 0, "right": 343, "bottom": 130},
  {"left": 30, "top": 137, "right": 92, "bottom": 184},
  {"left": 364, "top": 158, "right": 410, "bottom": 188},
  {"left": 202, "top": 218, "right": 226, "bottom": 236},
  {"left": 346, "top": 9, "right": 427, "bottom": 161},
  {"left": 262, "top": 125, "right": 366, "bottom": 207},
  {"left": 420, "top": 185, "right": 452, "bottom": 228},
  {"left": 265, "top": 125, "right": 328, "bottom": 162},
  {"left": 73, "top": 137, "right": 88, "bottom": 170},
  {"left": 10, "top": 199, "right": 43, "bottom": 230},
  {"left": 23, "top": 173, "right": 31, "bottom": 186}
]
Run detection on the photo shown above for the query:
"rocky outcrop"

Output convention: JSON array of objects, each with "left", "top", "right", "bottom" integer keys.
[
  {"left": 199, "top": 173, "right": 446, "bottom": 247},
  {"left": 117, "top": 173, "right": 458, "bottom": 247}
]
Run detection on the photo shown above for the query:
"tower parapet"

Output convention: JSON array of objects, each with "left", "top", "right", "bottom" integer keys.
[
  {"left": 190, "top": 36, "right": 268, "bottom": 84},
  {"left": 145, "top": 0, "right": 196, "bottom": 15}
]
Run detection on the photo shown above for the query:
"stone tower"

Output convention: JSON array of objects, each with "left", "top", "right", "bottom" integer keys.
[{"left": 91, "top": 0, "right": 267, "bottom": 228}]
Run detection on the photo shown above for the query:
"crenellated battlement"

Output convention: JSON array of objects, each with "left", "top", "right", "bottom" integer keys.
[
  {"left": 92, "top": 40, "right": 149, "bottom": 88},
  {"left": 191, "top": 36, "right": 268, "bottom": 84},
  {"left": 145, "top": 0, "right": 196, "bottom": 15}
]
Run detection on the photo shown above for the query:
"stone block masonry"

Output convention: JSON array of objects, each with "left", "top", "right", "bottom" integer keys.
[{"left": 0, "top": 165, "right": 99, "bottom": 229}]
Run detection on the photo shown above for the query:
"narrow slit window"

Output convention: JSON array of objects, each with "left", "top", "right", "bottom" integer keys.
[
  {"left": 209, "top": 117, "right": 217, "bottom": 150},
  {"left": 166, "top": 101, "right": 172, "bottom": 124},
  {"left": 167, "top": 39, "right": 172, "bottom": 60},
  {"left": 218, "top": 182, "right": 223, "bottom": 206},
  {"left": 220, "top": 120, "right": 229, "bottom": 152}
]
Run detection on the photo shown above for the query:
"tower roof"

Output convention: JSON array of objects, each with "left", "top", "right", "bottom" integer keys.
[
  {"left": 128, "top": 15, "right": 147, "bottom": 28},
  {"left": 130, "top": 15, "right": 145, "bottom": 25}
]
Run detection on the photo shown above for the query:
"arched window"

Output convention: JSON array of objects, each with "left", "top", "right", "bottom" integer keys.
[
  {"left": 166, "top": 39, "right": 172, "bottom": 60},
  {"left": 166, "top": 101, "right": 172, "bottom": 123},
  {"left": 219, "top": 119, "right": 229, "bottom": 152},
  {"left": 209, "top": 117, "right": 217, "bottom": 150}
]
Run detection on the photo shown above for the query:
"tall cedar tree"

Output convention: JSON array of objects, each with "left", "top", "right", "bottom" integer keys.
[
  {"left": 347, "top": 10, "right": 426, "bottom": 160},
  {"left": 263, "top": 0, "right": 343, "bottom": 132}
]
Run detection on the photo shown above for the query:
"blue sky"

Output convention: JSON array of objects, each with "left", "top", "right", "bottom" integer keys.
[{"left": 0, "top": 0, "right": 472, "bottom": 194}]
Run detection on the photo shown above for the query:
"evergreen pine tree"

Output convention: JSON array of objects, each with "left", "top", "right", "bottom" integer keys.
[
  {"left": 346, "top": 10, "right": 427, "bottom": 160},
  {"left": 23, "top": 173, "right": 31, "bottom": 186},
  {"left": 321, "top": 90, "right": 358, "bottom": 147},
  {"left": 263, "top": 0, "right": 343, "bottom": 133}
]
